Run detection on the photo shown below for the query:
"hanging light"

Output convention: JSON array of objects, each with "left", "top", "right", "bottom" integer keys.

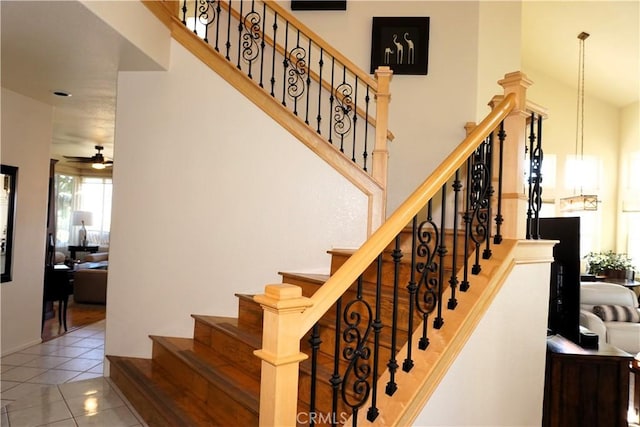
[{"left": 560, "top": 31, "right": 599, "bottom": 212}]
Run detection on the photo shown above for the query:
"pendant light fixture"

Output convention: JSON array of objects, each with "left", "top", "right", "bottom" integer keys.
[{"left": 560, "top": 31, "right": 599, "bottom": 212}]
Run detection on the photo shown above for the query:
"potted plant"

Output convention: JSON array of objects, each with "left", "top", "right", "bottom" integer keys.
[{"left": 584, "top": 250, "right": 636, "bottom": 281}]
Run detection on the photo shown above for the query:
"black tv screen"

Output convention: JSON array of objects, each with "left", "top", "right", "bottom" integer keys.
[{"left": 539, "top": 217, "right": 581, "bottom": 344}]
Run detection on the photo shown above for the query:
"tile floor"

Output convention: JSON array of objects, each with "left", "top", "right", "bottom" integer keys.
[{"left": 1, "top": 320, "right": 147, "bottom": 426}]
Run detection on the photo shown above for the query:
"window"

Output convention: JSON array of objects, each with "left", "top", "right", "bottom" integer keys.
[{"left": 55, "top": 174, "right": 112, "bottom": 249}]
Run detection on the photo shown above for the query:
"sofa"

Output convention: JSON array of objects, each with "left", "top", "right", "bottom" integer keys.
[
  {"left": 73, "top": 252, "right": 108, "bottom": 304},
  {"left": 580, "top": 282, "right": 640, "bottom": 354}
]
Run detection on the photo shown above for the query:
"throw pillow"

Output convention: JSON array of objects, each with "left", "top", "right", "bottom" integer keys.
[{"left": 593, "top": 305, "right": 640, "bottom": 322}]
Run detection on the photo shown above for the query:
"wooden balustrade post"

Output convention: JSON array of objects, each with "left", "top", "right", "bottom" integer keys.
[
  {"left": 254, "top": 284, "right": 313, "bottom": 427},
  {"left": 372, "top": 66, "right": 393, "bottom": 221},
  {"left": 497, "top": 71, "right": 533, "bottom": 240}
]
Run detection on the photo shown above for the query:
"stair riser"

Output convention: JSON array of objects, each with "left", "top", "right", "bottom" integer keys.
[
  {"left": 152, "top": 342, "right": 259, "bottom": 424},
  {"left": 193, "top": 320, "right": 262, "bottom": 378},
  {"left": 237, "top": 296, "right": 264, "bottom": 332},
  {"left": 109, "top": 363, "right": 177, "bottom": 427}
]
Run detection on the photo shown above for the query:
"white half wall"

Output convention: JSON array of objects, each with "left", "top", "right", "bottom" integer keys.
[
  {"left": 106, "top": 39, "right": 369, "bottom": 358},
  {"left": 414, "top": 260, "right": 552, "bottom": 427},
  {"left": 0, "top": 89, "right": 53, "bottom": 355}
]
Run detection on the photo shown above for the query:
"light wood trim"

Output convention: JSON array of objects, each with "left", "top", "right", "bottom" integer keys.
[
  {"left": 141, "top": 0, "right": 176, "bottom": 27},
  {"left": 297, "top": 92, "right": 517, "bottom": 336}
]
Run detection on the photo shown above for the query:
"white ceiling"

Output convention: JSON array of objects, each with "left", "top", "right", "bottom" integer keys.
[{"left": 1, "top": 1, "right": 638, "bottom": 168}]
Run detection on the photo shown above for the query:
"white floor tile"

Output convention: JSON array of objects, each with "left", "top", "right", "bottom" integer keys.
[
  {"left": 56, "top": 358, "right": 102, "bottom": 372},
  {"left": 58, "top": 378, "right": 112, "bottom": 399},
  {"left": 1, "top": 379, "right": 20, "bottom": 393},
  {"left": 1, "top": 352, "right": 40, "bottom": 366},
  {"left": 67, "top": 371, "right": 104, "bottom": 382},
  {"left": 27, "top": 369, "right": 84, "bottom": 385},
  {"left": 65, "top": 389, "right": 126, "bottom": 417},
  {"left": 74, "top": 405, "right": 140, "bottom": 427},
  {"left": 47, "top": 346, "right": 93, "bottom": 358},
  {"left": 5, "top": 400, "right": 72, "bottom": 426},
  {"left": 3, "top": 385, "right": 63, "bottom": 412},
  {"left": 78, "top": 348, "right": 104, "bottom": 360},
  {"left": 0, "top": 382, "right": 56, "bottom": 401},
  {"left": 1, "top": 366, "right": 47, "bottom": 382},
  {"left": 23, "top": 355, "right": 73, "bottom": 369},
  {"left": 68, "top": 338, "right": 104, "bottom": 349}
]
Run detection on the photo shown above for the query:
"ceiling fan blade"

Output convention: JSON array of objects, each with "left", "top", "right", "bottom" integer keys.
[
  {"left": 65, "top": 157, "right": 94, "bottom": 163},
  {"left": 63, "top": 155, "right": 93, "bottom": 161}
]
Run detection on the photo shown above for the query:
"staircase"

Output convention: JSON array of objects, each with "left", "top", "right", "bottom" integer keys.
[
  {"left": 106, "top": 2, "right": 552, "bottom": 426},
  {"left": 108, "top": 229, "right": 471, "bottom": 425}
]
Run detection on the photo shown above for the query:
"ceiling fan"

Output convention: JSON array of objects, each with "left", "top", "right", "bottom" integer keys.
[{"left": 63, "top": 145, "right": 113, "bottom": 170}]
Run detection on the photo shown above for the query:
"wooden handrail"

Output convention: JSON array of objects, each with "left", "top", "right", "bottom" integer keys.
[{"left": 297, "top": 92, "right": 517, "bottom": 336}]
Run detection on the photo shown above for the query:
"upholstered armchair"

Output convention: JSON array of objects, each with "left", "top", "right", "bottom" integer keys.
[{"left": 580, "top": 282, "right": 640, "bottom": 354}]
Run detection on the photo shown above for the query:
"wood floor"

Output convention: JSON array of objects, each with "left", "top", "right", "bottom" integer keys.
[{"left": 42, "top": 300, "right": 106, "bottom": 342}]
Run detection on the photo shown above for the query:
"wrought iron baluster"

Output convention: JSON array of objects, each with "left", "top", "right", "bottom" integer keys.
[
  {"left": 434, "top": 185, "right": 447, "bottom": 329},
  {"left": 269, "top": 12, "right": 277, "bottom": 97},
  {"left": 470, "top": 142, "right": 490, "bottom": 274},
  {"left": 351, "top": 76, "right": 359, "bottom": 164},
  {"left": 241, "top": 1, "right": 261, "bottom": 79},
  {"left": 448, "top": 170, "right": 461, "bottom": 310},
  {"left": 316, "top": 48, "right": 324, "bottom": 134},
  {"left": 530, "top": 114, "right": 544, "bottom": 239},
  {"left": 460, "top": 157, "right": 472, "bottom": 292},
  {"left": 330, "top": 297, "right": 342, "bottom": 426},
  {"left": 225, "top": 0, "right": 231, "bottom": 60},
  {"left": 281, "top": 22, "right": 289, "bottom": 106},
  {"left": 328, "top": 57, "right": 335, "bottom": 144},
  {"left": 214, "top": 0, "right": 221, "bottom": 51},
  {"left": 526, "top": 112, "right": 536, "bottom": 240},
  {"left": 366, "top": 259, "right": 383, "bottom": 422},
  {"left": 403, "top": 215, "right": 418, "bottom": 371},
  {"left": 363, "top": 86, "right": 370, "bottom": 172},
  {"left": 308, "top": 323, "right": 321, "bottom": 427},
  {"left": 482, "top": 132, "right": 494, "bottom": 260},
  {"left": 197, "top": 0, "right": 217, "bottom": 43},
  {"left": 341, "top": 275, "right": 373, "bottom": 424},
  {"left": 334, "top": 66, "right": 353, "bottom": 153},
  {"left": 416, "top": 200, "right": 439, "bottom": 350},
  {"left": 258, "top": 2, "right": 266, "bottom": 87},
  {"left": 386, "top": 237, "right": 401, "bottom": 396},
  {"left": 304, "top": 38, "right": 312, "bottom": 125},
  {"left": 494, "top": 121, "right": 506, "bottom": 244},
  {"left": 181, "top": 0, "right": 187, "bottom": 24},
  {"left": 235, "top": 0, "right": 243, "bottom": 70}
]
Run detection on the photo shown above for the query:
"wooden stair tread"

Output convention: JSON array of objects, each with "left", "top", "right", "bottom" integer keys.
[
  {"left": 108, "top": 355, "right": 217, "bottom": 426},
  {"left": 150, "top": 336, "right": 260, "bottom": 413},
  {"left": 278, "top": 271, "right": 330, "bottom": 284},
  {"left": 191, "top": 314, "right": 238, "bottom": 327}
]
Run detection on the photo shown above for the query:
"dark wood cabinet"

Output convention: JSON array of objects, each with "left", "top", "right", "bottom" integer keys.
[{"left": 543, "top": 334, "right": 633, "bottom": 427}]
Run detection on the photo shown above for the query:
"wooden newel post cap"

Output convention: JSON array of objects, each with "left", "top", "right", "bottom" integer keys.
[{"left": 254, "top": 284, "right": 313, "bottom": 312}]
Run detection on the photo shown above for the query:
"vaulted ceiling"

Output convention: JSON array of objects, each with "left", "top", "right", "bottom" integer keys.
[{"left": 1, "top": 1, "right": 638, "bottom": 169}]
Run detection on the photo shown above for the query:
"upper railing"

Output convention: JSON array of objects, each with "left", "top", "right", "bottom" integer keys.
[
  {"left": 176, "top": 0, "right": 393, "bottom": 180},
  {"left": 254, "top": 71, "right": 545, "bottom": 426}
]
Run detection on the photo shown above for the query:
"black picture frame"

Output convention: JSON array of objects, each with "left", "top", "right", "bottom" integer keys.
[
  {"left": 1, "top": 164, "right": 18, "bottom": 283},
  {"left": 370, "top": 17, "right": 430, "bottom": 75},
  {"left": 291, "top": 1, "right": 346, "bottom": 11}
]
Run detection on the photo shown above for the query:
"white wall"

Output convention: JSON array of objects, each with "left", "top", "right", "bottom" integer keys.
[
  {"left": 0, "top": 89, "right": 53, "bottom": 355},
  {"left": 414, "top": 261, "right": 551, "bottom": 427},
  {"left": 106, "top": 39, "right": 369, "bottom": 358},
  {"left": 618, "top": 102, "right": 640, "bottom": 254},
  {"left": 289, "top": 1, "right": 520, "bottom": 213}
]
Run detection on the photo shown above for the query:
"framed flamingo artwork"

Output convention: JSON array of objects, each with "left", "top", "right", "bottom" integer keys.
[{"left": 370, "top": 17, "right": 430, "bottom": 75}]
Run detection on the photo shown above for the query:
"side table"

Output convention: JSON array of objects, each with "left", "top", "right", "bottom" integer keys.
[{"left": 543, "top": 334, "right": 633, "bottom": 427}]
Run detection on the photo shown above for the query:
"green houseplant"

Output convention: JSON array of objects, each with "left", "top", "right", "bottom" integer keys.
[{"left": 584, "top": 250, "right": 636, "bottom": 280}]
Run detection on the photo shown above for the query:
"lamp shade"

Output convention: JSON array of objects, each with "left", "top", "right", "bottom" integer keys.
[{"left": 72, "top": 210, "right": 93, "bottom": 226}]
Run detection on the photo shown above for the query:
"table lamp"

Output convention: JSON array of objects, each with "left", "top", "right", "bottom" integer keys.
[{"left": 72, "top": 210, "right": 93, "bottom": 247}]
